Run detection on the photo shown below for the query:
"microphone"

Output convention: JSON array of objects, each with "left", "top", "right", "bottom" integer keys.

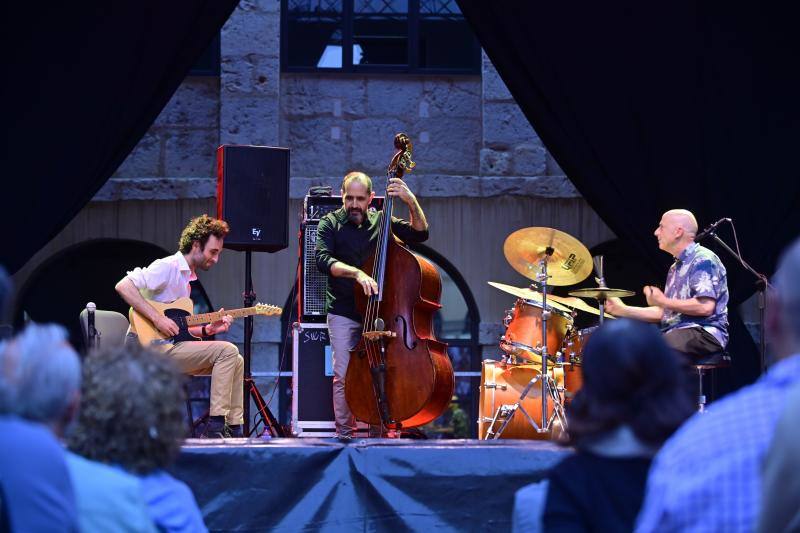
[
  {"left": 695, "top": 218, "right": 731, "bottom": 242},
  {"left": 86, "top": 302, "right": 97, "bottom": 350}
]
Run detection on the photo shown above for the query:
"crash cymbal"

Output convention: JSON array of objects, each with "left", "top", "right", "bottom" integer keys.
[
  {"left": 503, "top": 227, "right": 592, "bottom": 286},
  {"left": 487, "top": 281, "right": 574, "bottom": 315},
  {"left": 568, "top": 287, "right": 635, "bottom": 300}
]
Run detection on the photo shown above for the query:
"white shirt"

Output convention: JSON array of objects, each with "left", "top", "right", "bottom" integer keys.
[{"left": 125, "top": 251, "right": 196, "bottom": 303}]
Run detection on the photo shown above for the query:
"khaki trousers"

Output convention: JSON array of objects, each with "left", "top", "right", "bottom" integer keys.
[{"left": 167, "top": 340, "right": 244, "bottom": 425}]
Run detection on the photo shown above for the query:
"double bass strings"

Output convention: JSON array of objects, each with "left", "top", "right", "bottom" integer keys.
[{"left": 362, "top": 190, "right": 391, "bottom": 427}]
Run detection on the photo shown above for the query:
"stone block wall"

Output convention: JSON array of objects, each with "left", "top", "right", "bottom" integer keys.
[
  {"left": 280, "top": 75, "right": 483, "bottom": 178},
  {"left": 112, "top": 78, "right": 220, "bottom": 180}
]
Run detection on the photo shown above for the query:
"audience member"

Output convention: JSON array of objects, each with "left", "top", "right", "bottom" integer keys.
[
  {"left": 0, "top": 323, "right": 82, "bottom": 533},
  {"left": 636, "top": 237, "right": 800, "bottom": 532},
  {"left": 513, "top": 319, "right": 693, "bottom": 532},
  {"left": 68, "top": 343, "right": 207, "bottom": 533},
  {"left": 0, "top": 323, "right": 161, "bottom": 532},
  {"left": 758, "top": 381, "right": 800, "bottom": 533}
]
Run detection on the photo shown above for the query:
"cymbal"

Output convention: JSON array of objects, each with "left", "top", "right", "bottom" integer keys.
[
  {"left": 503, "top": 227, "right": 592, "bottom": 286},
  {"left": 552, "top": 296, "right": 617, "bottom": 319},
  {"left": 568, "top": 287, "right": 635, "bottom": 300},
  {"left": 487, "top": 282, "right": 574, "bottom": 315}
]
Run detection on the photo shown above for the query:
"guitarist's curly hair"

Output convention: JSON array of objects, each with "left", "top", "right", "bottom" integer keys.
[{"left": 178, "top": 214, "right": 230, "bottom": 254}]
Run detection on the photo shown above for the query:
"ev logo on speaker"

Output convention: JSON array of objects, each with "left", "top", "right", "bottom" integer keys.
[{"left": 251, "top": 227, "right": 262, "bottom": 240}]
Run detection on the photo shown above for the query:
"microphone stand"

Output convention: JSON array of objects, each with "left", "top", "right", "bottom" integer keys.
[{"left": 704, "top": 230, "right": 769, "bottom": 374}]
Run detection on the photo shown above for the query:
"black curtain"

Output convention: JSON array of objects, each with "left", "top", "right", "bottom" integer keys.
[
  {"left": 4, "top": 1, "right": 239, "bottom": 274},
  {"left": 458, "top": 1, "right": 800, "bottom": 388}
]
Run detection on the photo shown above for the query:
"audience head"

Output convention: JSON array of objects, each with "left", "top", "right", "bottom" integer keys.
[
  {"left": 767, "top": 236, "right": 800, "bottom": 361},
  {"left": 68, "top": 343, "right": 186, "bottom": 474},
  {"left": 0, "top": 323, "right": 81, "bottom": 436},
  {"left": 566, "top": 319, "right": 694, "bottom": 447}
]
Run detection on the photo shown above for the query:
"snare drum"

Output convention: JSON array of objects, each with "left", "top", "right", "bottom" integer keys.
[
  {"left": 500, "top": 298, "right": 572, "bottom": 364},
  {"left": 478, "top": 359, "right": 564, "bottom": 439}
]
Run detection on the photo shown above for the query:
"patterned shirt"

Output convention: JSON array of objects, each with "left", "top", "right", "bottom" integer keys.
[
  {"left": 635, "top": 353, "right": 800, "bottom": 533},
  {"left": 662, "top": 242, "right": 729, "bottom": 347}
]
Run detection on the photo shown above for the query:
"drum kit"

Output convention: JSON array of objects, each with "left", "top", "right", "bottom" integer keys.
[{"left": 479, "top": 227, "right": 635, "bottom": 440}]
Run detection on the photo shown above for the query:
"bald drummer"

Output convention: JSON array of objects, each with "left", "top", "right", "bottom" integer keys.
[{"left": 605, "top": 209, "right": 729, "bottom": 361}]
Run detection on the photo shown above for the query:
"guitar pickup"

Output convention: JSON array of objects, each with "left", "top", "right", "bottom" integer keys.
[{"left": 362, "top": 331, "right": 397, "bottom": 341}]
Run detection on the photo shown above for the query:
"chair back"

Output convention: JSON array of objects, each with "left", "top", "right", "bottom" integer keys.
[{"left": 79, "top": 307, "right": 129, "bottom": 350}]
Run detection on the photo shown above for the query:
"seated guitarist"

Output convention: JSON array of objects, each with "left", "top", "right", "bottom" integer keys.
[{"left": 115, "top": 214, "right": 244, "bottom": 438}]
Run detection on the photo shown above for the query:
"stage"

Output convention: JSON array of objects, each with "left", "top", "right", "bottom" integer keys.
[{"left": 173, "top": 438, "right": 569, "bottom": 532}]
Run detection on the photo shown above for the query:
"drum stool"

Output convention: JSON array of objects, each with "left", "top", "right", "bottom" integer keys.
[{"left": 692, "top": 352, "right": 730, "bottom": 412}]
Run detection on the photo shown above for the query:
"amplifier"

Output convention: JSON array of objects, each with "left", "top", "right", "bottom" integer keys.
[
  {"left": 290, "top": 322, "right": 368, "bottom": 437},
  {"left": 299, "top": 195, "right": 384, "bottom": 322}
]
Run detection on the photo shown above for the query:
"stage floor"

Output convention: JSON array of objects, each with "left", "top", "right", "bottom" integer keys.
[{"left": 173, "top": 438, "right": 568, "bottom": 532}]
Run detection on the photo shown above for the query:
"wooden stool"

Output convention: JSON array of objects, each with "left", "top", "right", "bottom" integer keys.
[{"left": 692, "top": 352, "right": 731, "bottom": 412}]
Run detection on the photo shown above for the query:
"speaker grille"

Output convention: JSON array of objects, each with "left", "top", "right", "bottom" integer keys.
[{"left": 302, "top": 224, "right": 328, "bottom": 318}]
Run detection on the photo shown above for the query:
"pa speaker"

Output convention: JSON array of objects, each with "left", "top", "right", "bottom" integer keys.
[{"left": 216, "top": 145, "right": 290, "bottom": 252}]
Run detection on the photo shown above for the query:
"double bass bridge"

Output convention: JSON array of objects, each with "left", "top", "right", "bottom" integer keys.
[{"left": 362, "top": 330, "right": 397, "bottom": 341}]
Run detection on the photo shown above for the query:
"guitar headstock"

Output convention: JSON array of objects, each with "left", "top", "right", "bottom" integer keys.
[{"left": 255, "top": 303, "right": 283, "bottom": 316}]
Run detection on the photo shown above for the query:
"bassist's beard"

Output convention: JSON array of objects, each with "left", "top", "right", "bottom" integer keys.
[{"left": 348, "top": 208, "right": 365, "bottom": 225}]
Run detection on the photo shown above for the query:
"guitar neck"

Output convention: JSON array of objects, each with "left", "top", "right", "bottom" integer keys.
[{"left": 185, "top": 307, "right": 261, "bottom": 326}]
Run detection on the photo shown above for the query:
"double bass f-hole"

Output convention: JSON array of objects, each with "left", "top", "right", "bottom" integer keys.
[{"left": 395, "top": 315, "right": 417, "bottom": 350}]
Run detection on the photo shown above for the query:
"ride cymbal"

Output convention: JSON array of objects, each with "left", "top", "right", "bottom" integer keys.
[{"left": 503, "top": 227, "right": 592, "bottom": 286}]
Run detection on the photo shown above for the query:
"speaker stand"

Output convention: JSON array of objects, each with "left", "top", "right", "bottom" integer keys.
[{"left": 243, "top": 250, "right": 284, "bottom": 438}]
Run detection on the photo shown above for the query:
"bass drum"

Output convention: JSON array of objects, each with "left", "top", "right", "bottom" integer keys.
[{"left": 478, "top": 359, "right": 564, "bottom": 440}]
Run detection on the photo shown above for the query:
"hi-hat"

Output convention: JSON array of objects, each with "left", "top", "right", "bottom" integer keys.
[
  {"left": 503, "top": 227, "right": 592, "bottom": 286},
  {"left": 487, "top": 282, "right": 574, "bottom": 315},
  {"left": 568, "top": 287, "right": 635, "bottom": 300}
]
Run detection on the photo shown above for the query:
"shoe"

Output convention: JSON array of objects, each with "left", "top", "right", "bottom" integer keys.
[
  {"left": 202, "top": 416, "right": 231, "bottom": 438},
  {"left": 335, "top": 433, "right": 353, "bottom": 442},
  {"left": 228, "top": 424, "right": 244, "bottom": 438}
]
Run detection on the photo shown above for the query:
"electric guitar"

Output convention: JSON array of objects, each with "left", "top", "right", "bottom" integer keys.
[{"left": 129, "top": 297, "right": 282, "bottom": 348}]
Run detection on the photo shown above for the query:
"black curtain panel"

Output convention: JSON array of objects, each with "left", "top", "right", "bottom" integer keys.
[{"left": 4, "top": 1, "right": 239, "bottom": 274}]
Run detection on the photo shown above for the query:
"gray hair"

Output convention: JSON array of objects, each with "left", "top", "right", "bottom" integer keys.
[
  {"left": 773, "top": 237, "right": 800, "bottom": 339},
  {"left": 0, "top": 323, "right": 81, "bottom": 425}
]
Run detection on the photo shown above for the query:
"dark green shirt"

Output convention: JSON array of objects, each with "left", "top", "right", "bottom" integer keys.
[{"left": 315, "top": 207, "right": 429, "bottom": 322}]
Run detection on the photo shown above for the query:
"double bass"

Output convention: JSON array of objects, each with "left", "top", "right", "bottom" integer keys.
[{"left": 345, "top": 133, "right": 454, "bottom": 430}]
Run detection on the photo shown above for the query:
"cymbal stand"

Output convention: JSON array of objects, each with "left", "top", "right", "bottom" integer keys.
[
  {"left": 487, "top": 247, "right": 568, "bottom": 439},
  {"left": 593, "top": 255, "right": 607, "bottom": 325}
]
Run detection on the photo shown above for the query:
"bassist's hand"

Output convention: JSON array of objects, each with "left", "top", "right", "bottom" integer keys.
[
  {"left": 355, "top": 271, "right": 379, "bottom": 296},
  {"left": 155, "top": 315, "right": 180, "bottom": 337}
]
